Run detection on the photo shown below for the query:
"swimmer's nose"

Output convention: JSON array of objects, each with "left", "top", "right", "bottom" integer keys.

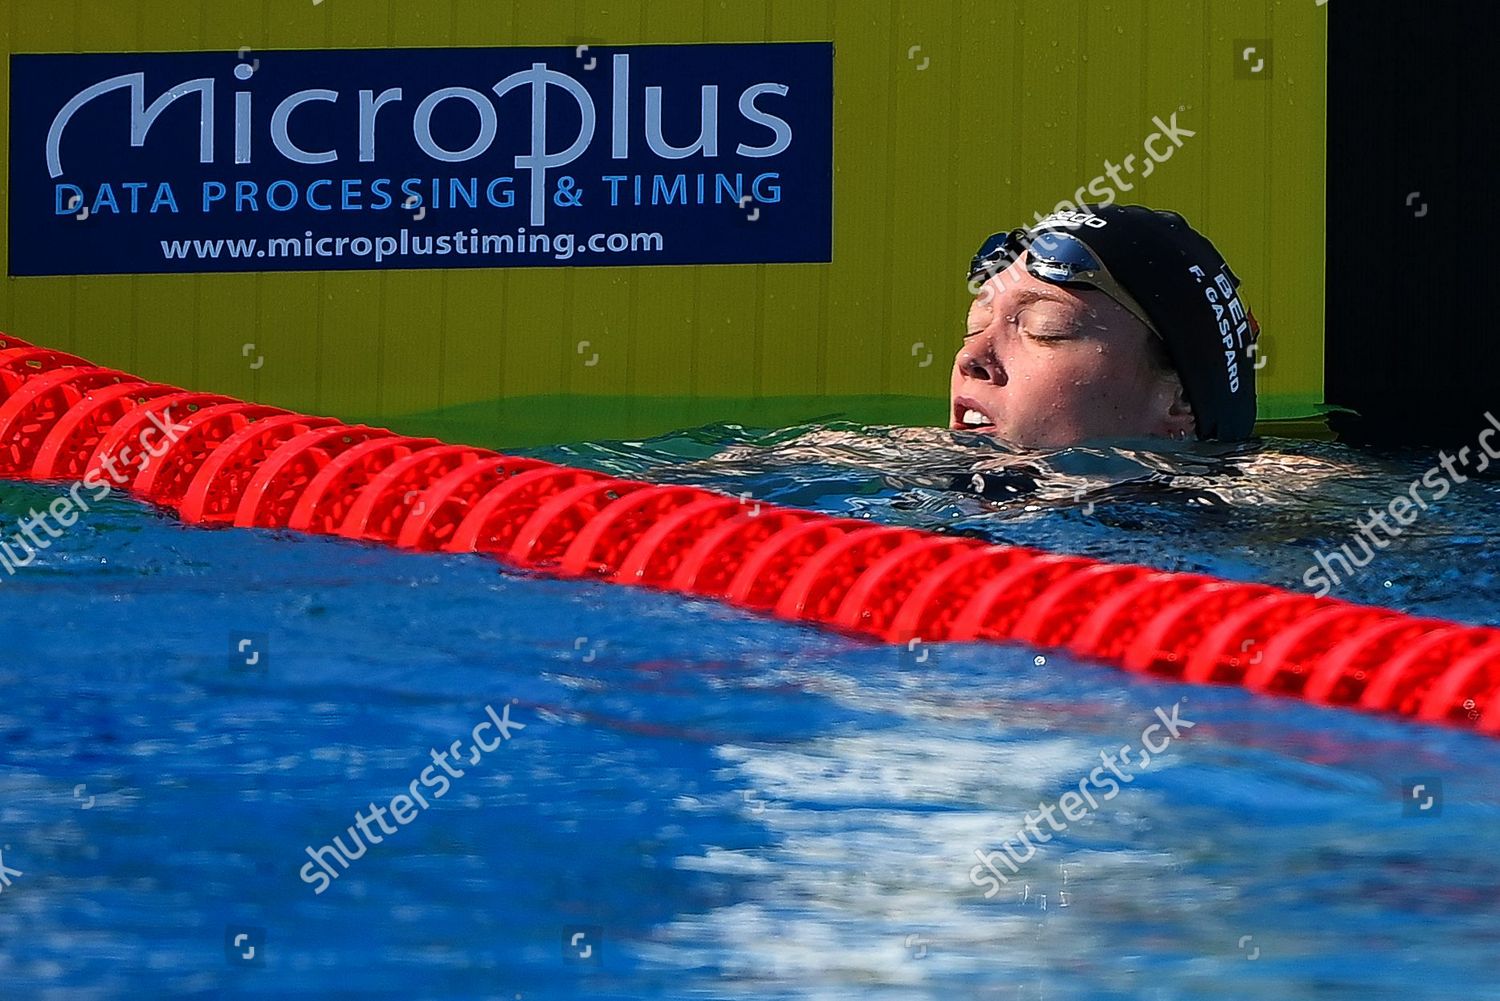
[{"left": 957, "top": 345, "right": 1006, "bottom": 386}]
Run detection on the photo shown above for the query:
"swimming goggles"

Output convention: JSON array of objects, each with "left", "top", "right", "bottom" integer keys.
[{"left": 967, "top": 227, "right": 1161, "bottom": 337}]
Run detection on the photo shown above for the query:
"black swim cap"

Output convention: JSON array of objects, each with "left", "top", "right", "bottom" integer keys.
[{"left": 1026, "top": 205, "right": 1260, "bottom": 442}]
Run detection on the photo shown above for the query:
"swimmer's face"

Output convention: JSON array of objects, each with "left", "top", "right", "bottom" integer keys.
[{"left": 950, "top": 252, "right": 1196, "bottom": 448}]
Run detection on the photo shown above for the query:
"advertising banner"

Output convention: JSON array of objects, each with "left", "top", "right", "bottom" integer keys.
[{"left": 9, "top": 42, "right": 833, "bottom": 276}]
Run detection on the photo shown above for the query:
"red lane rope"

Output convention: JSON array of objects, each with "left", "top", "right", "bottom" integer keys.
[{"left": 2, "top": 336, "right": 1497, "bottom": 734}]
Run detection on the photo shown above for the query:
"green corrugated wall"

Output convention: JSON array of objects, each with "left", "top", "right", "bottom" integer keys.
[{"left": 1, "top": 0, "right": 1326, "bottom": 447}]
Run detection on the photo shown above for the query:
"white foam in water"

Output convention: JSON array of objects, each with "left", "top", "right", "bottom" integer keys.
[
  {"left": 646, "top": 732, "right": 1178, "bottom": 993},
  {"left": 717, "top": 732, "right": 1091, "bottom": 805}
]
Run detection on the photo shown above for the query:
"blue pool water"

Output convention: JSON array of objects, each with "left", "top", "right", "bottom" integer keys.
[{"left": 2, "top": 424, "right": 1499, "bottom": 999}]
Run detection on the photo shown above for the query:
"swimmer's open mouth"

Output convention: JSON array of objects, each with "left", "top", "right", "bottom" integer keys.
[{"left": 951, "top": 397, "right": 995, "bottom": 432}]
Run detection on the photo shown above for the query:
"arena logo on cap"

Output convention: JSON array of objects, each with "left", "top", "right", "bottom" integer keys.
[
  {"left": 1189, "top": 264, "right": 1251, "bottom": 393},
  {"left": 9, "top": 43, "right": 833, "bottom": 276}
]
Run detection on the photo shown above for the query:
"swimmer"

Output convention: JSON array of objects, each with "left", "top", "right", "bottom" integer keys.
[
  {"left": 682, "top": 204, "right": 1274, "bottom": 507},
  {"left": 953, "top": 205, "right": 1260, "bottom": 449}
]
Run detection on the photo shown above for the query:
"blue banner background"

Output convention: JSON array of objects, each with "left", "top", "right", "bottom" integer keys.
[{"left": 8, "top": 42, "right": 832, "bottom": 276}]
